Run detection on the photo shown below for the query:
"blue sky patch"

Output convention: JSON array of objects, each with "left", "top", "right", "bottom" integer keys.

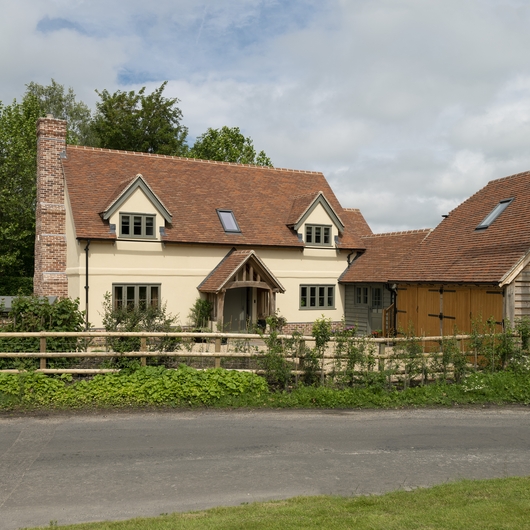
[{"left": 36, "top": 16, "right": 88, "bottom": 36}]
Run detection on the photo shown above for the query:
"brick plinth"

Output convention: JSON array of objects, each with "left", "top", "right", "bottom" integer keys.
[
  {"left": 34, "top": 116, "right": 68, "bottom": 298},
  {"left": 282, "top": 321, "right": 343, "bottom": 336}
]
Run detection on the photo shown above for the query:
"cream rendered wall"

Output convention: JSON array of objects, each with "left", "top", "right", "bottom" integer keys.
[
  {"left": 65, "top": 184, "right": 82, "bottom": 306},
  {"left": 107, "top": 187, "right": 166, "bottom": 241},
  {"left": 300, "top": 202, "right": 340, "bottom": 245},
  {"left": 258, "top": 247, "right": 350, "bottom": 324},
  {"left": 66, "top": 188, "right": 354, "bottom": 327}
]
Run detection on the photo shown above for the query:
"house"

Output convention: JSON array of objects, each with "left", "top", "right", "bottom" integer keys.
[
  {"left": 339, "top": 229, "right": 431, "bottom": 335},
  {"left": 34, "top": 116, "right": 366, "bottom": 331},
  {"left": 388, "top": 171, "right": 530, "bottom": 335}
]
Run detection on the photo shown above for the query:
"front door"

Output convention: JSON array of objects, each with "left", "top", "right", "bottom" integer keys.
[{"left": 223, "top": 288, "right": 250, "bottom": 332}]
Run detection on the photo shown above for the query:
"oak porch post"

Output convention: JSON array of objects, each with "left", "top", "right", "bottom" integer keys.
[{"left": 217, "top": 290, "right": 226, "bottom": 331}]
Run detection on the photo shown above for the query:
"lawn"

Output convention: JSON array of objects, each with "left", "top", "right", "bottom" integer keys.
[{"left": 29, "top": 476, "right": 530, "bottom": 530}]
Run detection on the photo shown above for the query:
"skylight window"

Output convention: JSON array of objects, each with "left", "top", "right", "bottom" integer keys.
[
  {"left": 476, "top": 198, "right": 513, "bottom": 230},
  {"left": 217, "top": 209, "right": 241, "bottom": 233}
]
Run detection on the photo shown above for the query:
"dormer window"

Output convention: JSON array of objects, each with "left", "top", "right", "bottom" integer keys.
[
  {"left": 305, "top": 224, "right": 331, "bottom": 246},
  {"left": 217, "top": 209, "right": 241, "bottom": 233},
  {"left": 120, "top": 213, "right": 156, "bottom": 238},
  {"left": 476, "top": 198, "right": 513, "bottom": 230}
]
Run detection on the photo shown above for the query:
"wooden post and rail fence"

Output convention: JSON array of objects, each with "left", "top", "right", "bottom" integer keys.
[{"left": 0, "top": 330, "right": 492, "bottom": 376}]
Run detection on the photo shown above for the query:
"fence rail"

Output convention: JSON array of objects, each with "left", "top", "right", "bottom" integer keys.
[{"left": 0, "top": 330, "right": 491, "bottom": 375}]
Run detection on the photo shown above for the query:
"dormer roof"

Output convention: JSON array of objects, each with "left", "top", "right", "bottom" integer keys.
[
  {"left": 100, "top": 173, "right": 172, "bottom": 224},
  {"left": 286, "top": 191, "right": 345, "bottom": 233}
]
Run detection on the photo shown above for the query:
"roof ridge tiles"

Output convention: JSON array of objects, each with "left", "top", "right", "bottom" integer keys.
[
  {"left": 362, "top": 229, "right": 432, "bottom": 238},
  {"left": 65, "top": 144, "right": 324, "bottom": 174}
]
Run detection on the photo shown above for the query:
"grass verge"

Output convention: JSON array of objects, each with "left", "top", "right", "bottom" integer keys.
[{"left": 26, "top": 476, "right": 530, "bottom": 529}]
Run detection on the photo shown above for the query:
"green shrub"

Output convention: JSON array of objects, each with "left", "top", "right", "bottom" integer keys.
[
  {"left": 101, "top": 292, "right": 181, "bottom": 367},
  {"left": 0, "top": 365, "right": 269, "bottom": 408},
  {"left": 0, "top": 296, "right": 85, "bottom": 369}
]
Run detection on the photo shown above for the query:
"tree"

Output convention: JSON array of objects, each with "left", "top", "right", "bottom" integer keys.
[
  {"left": 189, "top": 126, "right": 273, "bottom": 166},
  {"left": 25, "top": 79, "right": 94, "bottom": 145},
  {"left": 0, "top": 95, "right": 40, "bottom": 292},
  {"left": 92, "top": 82, "right": 188, "bottom": 155}
]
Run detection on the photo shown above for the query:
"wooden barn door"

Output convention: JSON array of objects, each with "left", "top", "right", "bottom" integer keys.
[
  {"left": 441, "top": 287, "right": 471, "bottom": 335},
  {"left": 418, "top": 286, "right": 442, "bottom": 337},
  {"left": 470, "top": 287, "right": 503, "bottom": 329},
  {"left": 396, "top": 285, "right": 418, "bottom": 334}
]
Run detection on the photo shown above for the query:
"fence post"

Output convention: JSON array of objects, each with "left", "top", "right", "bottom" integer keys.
[
  {"left": 140, "top": 337, "right": 147, "bottom": 367},
  {"left": 378, "top": 342, "right": 385, "bottom": 371},
  {"left": 40, "top": 336, "right": 46, "bottom": 370},
  {"left": 215, "top": 337, "right": 221, "bottom": 368}
]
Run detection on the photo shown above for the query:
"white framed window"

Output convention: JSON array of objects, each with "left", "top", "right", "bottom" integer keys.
[
  {"left": 113, "top": 284, "right": 160, "bottom": 310},
  {"left": 300, "top": 285, "right": 335, "bottom": 309},
  {"left": 305, "top": 224, "right": 331, "bottom": 246},
  {"left": 120, "top": 213, "right": 156, "bottom": 238}
]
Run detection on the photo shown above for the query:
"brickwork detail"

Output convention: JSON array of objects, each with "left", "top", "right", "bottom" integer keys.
[
  {"left": 282, "top": 321, "right": 343, "bottom": 336},
  {"left": 34, "top": 117, "right": 68, "bottom": 298}
]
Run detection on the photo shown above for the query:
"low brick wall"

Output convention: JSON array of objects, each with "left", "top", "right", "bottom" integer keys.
[{"left": 281, "top": 321, "right": 342, "bottom": 336}]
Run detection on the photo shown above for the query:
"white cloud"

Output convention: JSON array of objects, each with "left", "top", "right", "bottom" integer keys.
[{"left": 4, "top": 0, "right": 530, "bottom": 233}]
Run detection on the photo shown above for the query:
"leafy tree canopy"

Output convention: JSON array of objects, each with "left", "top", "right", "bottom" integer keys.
[
  {"left": 92, "top": 81, "right": 188, "bottom": 156},
  {"left": 25, "top": 79, "right": 94, "bottom": 145},
  {"left": 189, "top": 126, "right": 273, "bottom": 167},
  {"left": 0, "top": 95, "right": 40, "bottom": 280}
]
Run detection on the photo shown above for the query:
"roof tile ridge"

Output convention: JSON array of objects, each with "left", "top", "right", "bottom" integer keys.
[
  {"left": 290, "top": 191, "right": 321, "bottom": 201},
  {"left": 489, "top": 169, "right": 530, "bottom": 184},
  {"left": 362, "top": 228, "right": 432, "bottom": 238},
  {"left": 66, "top": 144, "right": 324, "bottom": 174}
]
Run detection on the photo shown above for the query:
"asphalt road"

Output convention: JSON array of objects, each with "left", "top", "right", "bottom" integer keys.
[{"left": 1, "top": 407, "right": 530, "bottom": 529}]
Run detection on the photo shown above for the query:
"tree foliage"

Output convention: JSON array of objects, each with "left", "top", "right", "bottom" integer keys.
[
  {"left": 92, "top": 81, "right": 188, "bottom": 155},
  {"left": 189, "top": 126, "right": 273, "bottom": 166},
  {"left": 0, "top": 95, "right": 40, "bottom": 281},
  {"left": 25, "top": 79, "right": 94, "bottom": 145}
]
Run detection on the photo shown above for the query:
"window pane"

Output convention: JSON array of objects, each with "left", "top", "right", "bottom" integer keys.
[
  {"left": 327, "top": 287, "right": 334, "bottom": 307},
  {"left": 310, "top": 287, "right": 316, "bottom": 307},
  {"left": 132, "top": 216, "right": 142, "bottom": 235},
  {"left": 218, "top": 210, "right": 240, "bottom": 232},
  {"left": 363, "top": 287, "right": 368, "bottom": 304},
  {"left": 139, "top": 286, "right": 147, "bottom": 309},
  {"left": 150, "top": 286, "right": 159, "bottom": 308},
  {"left": 323, "top": 227, "right": 330, "bottom": 245},
  {"left": 300, "top": 286, "right": 307, "bottom": 307},
  {"left": 145, "top": 216, "right": 154, "bottom": 236},
  {"left": 356, "top": 287, "right": 361, "bottom": 304},
  {"left": 121, "top": 216, "right": 130, "bottom": 235},
  {"left": 114, "top": 286, "right": 123, "bottom": 309},
  {"left": 306, "top": 226, "right": 312, "bottom": 243},
  {"left": 372, "top": 288, "right": 382, "bottom": 308},
  {"left": 126, "top": 286, "right": 135, "bottom": 309},
  {"left": 318, "top": 286, "right": 325, "bottom": 306},
  {"left": 314, "top": 226, "right": 321, "bottom": 244}
]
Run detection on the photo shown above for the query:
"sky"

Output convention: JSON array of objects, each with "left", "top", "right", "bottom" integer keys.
[{"left": 2, "top": 0, "right": 530, "bottom": 233}]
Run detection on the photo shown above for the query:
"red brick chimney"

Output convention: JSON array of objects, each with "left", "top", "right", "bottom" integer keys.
[{"left": 34, "top": 115, "right": 68, "bottom": 297}]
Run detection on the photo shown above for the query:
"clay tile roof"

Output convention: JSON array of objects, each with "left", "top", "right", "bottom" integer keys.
[
  {"left": 62, "top": 146, "right": 365, "bottom": 249},
  {"left": 341, "top": 208, "right": 373, "bottom": 237},
  {"left": 339, "top": 229, "right": 431, "bottom": 283},
  {"left": 198, "top": 249, "right": 285, "bottom": 293},
  {"left": 285, "top": 191, "right": 322, "bottom": 226},
  {"left": 391, "top": 170, "right": 530, "bottom": 283}
]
